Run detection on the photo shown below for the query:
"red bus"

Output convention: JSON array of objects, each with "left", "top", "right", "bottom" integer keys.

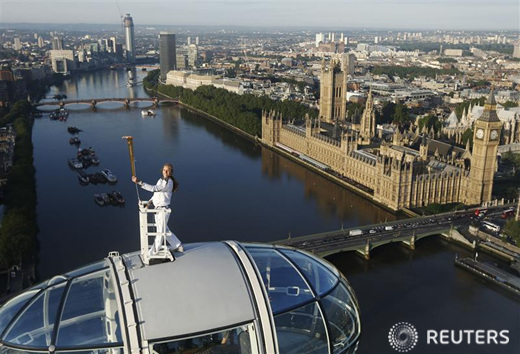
[
  {"left": 501, "top": 208, "right": 515, "bottom": 219},
  {"left": 475, "top": 208, "right": 488, "bottom": 217}
]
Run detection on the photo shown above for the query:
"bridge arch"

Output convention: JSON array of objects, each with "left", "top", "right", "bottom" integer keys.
[{"left": 35, "top": 97, "right": 178, "bottom": 111}]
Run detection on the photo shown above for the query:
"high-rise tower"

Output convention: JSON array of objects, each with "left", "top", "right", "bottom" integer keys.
[
  {"left": 159, "top": 32, "right": 176, "bottom": 81},
  {"left": 124, "top": 14, "right": 135, "bottom": 63},
  {"left": 13, "top": 37, "right": 21, "bottom": 51},
  {"left": 188, "top": 44, "right": 198, "bottom": 68},
  {"left": 51, "top": 37, "right": 64, "bottom": 50},
  {"left": 467, "top": 88, "right": 502, "bottom": 205}
]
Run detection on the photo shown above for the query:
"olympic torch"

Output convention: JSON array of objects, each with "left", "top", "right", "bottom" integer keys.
[{"left": 122, "top": 136, "right": 136, "bottom": 177}]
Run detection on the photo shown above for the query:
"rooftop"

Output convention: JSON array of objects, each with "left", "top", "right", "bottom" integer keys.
[{"left": 0, "top": 241, "right": 361, "bottom": 353}]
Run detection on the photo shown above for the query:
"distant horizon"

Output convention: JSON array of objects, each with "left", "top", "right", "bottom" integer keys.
[
  {"left": 1, "top": 0, "right": 518, "bottom": 32},
  {"left": 1, "top": 22, "right": 519, "bottom": 34}
]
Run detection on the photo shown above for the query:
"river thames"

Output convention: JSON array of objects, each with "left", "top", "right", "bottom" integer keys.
[{"left": 33, "top": 69, "right": 519, "bottom": 353}]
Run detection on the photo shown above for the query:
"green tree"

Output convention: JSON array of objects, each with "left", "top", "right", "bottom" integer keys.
[
  {"left": 503, "top": 219, "right": 520, "bottom": 246},
  {"left": 461, "top": 128, "right": 473, "bottom": 148},
  {"left": 503, "top": 101, "right": 518, "bottom": 108},
  {"left": 392, "top": 103, "right": 410, "bottom": 127},
  {"left": 0, "top": 101, "right": 38, "bottom": 269},
  {"left": 418, "top": 114, "right": 441, "bottom": 134},
  {"left": 346, "top": 102, "right": 364, "bottom": 122},
  {"left": 379, "top": 102, "right": 395, "bottom": 124}
]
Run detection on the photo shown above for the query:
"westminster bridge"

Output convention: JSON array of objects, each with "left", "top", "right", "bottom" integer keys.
[
  {"left": 35, "top": 97, "right": 178, "bottom": 110},
  {"left": 273, "top": 206, "right": 518, "bottom": 259}
]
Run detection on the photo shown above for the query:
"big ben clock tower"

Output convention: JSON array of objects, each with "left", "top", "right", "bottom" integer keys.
[{"left": 467, "top": 88, "right": 502, "bottom": 205}]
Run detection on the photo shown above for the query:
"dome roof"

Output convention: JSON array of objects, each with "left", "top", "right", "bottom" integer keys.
[{"left": 0, "top": 242, "right": 361, "bottom": 353}]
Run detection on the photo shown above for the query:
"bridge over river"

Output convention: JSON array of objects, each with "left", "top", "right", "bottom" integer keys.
[
  {"left": 273, "top": 208, "right": 509, "bottom": 259},
  {"left": 35, "top": 97, "right": 178, "bottom": 110}
]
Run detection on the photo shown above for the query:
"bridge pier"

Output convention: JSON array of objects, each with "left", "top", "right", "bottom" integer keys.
[
  {"left": 124, "top": 99, "right": 130, "bottom": 109},
  {"left": 59, "top": 101, "right": 64, "bottom": 108},
  {"left": 362, "top": 239, "right": 371, "bottom": 260},
  {"left": 153, "top": 98, "right": 159, "bottom": 107},
  {"left": 408, "top": 234, "right": 416, "bottom": 250},
  {"left": 90, "top": 100, "right": 97, "bottom": 109}
]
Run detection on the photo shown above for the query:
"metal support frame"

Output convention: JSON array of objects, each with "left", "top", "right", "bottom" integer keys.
[{"left": 139, "top": 201, "right": 174, "bottom": 265}]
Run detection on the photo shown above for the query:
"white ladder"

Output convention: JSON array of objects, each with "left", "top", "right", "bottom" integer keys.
[{"left": 138, "top": 201, "right": 175, "bottom": 265}]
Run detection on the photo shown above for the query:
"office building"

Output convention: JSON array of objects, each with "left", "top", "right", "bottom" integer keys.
[
  {"left": 52, "top": 37, "right": 64, "bottom": 50},
  {"left": 188, "top": 44, "right": 198, "bottom": 68},
  {"left": 315, "top": 33, "right": 325, "bottom": 47},
  {"left": 13, "top": 38, "right": 21, "bottom": 51},
  {"left": 159, "top": 32, "right": 177, "bottom": 81},
  {"left": 124, "top": 14, "right": 135, "bottom": 63}
]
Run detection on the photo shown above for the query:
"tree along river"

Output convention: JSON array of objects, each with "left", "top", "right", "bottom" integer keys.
[{"left": 33, "top": 69, "right": 518, "bottom": 353}]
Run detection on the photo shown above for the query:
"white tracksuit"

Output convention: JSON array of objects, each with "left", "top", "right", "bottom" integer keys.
[{"left": 140, "top": 177, "right": 181, "bottom": 254}]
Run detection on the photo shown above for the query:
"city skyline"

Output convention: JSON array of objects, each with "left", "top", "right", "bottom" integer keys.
[{"left": 1, "top": 0, "right": 519, "bottom": 31}]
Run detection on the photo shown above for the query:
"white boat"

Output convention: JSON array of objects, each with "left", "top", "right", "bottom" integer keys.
[
  {"left": 127, "top": 70, "right": 135, "bottom": 87},
  {"left": 67, "top": 158, "right": 83, "bottom": 169},
  {"left": 101, "top": 168, "right": 118, "bottom": 183},
  {"left": 141, "top": 109, "right": 156, "bottom": 117}
]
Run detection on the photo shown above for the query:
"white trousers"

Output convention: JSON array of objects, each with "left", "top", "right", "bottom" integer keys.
[{"left": 149, "top": 208, "right": 181, "bottom": 255}]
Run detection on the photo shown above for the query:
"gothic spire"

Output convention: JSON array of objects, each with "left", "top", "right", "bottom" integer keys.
[{"left": 478, "top": 87, "right": 500, "bottom": 122}]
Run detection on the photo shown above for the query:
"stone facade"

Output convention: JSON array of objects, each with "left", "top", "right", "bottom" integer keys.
[
  {"left": 262, "top": 90, "right": 502, "bottom": 211},
  {"left": 319, "top": 58, "right": 348, "bottom": 124}
]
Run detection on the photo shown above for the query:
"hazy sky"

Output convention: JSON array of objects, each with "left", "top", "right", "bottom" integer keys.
[{"left": 1, "top": 0, "right": 519, "bottom": 30}]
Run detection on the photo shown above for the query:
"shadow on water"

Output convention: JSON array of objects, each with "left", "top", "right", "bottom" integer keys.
[
  {"left": 178, "top": 106, "right": 262, "bottom": 160},
  {"left": 261, "top": 148, "right": 400, "bottom": 225}
]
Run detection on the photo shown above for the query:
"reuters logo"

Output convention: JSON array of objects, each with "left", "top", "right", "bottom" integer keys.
[{"left": 388, "top": 322, "right": 419, "bottom": 352}]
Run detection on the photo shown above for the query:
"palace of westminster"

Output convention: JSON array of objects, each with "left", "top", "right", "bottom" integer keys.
[{"left": 261, "top": 57, "right": 505, "bottom": 211}]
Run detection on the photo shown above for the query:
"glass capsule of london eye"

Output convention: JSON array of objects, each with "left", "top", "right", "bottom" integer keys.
[{"left": 0, "top": 242, "right": 361, "bottom": 353}]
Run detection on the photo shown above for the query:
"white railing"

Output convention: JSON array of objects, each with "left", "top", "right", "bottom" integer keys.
[{"left": 138, "top": 201, "right": 175, "bottom": 265}]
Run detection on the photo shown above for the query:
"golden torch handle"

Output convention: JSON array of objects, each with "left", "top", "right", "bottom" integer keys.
[{"left": 122, "top": 136, "right": 136, "bottom": 177}]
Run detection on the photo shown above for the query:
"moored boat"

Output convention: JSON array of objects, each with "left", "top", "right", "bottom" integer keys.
[
  {"left": 78, "top": 155, "right": 93, "bottom": 168},
  {"left": 141, "top": 109, "right": 156, "bottom": 117},
  {"left": 101, "top": 169, "right": 117, "bottom": 183},
  {"left": 67, "top": 158, "right": 83, "bottom": 169},
  {"left": 94, "top": 194, "right": 105, "bottom": 206},
  {"left": 93, "top": 172, "right": 108, "bottom": 184},
  {"left": 77, "top": 169, "right": 89, "bottom": 184},
  {"left": 67, "top": 126, "right": 82, "bottom": 134},
  {"left": 109, "top": 191, "right": 125, "bottom": 205},
  {"left": 101, "top": 193, "right": 111, "bottom": 204},
  {"left": 127, "top": 70, "right": 135, "bottom": 87}
]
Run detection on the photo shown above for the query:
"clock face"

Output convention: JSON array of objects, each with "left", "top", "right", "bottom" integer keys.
[
  {"left": 476, "top": 128, "right": 484, "bottom": 139},
  {"left": 490, "top": 130, "right": 499, "bottom": 140}
]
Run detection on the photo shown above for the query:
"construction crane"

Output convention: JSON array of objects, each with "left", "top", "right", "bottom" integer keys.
[{"left": 114, "top": 0, "right": 124, "bottom": 32}]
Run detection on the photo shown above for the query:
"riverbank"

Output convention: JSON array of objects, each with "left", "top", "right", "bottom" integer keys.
[
  {"left": 455, "top": 256, "right": 520, "bottom": 298},
  {"left": 0, "top": 100, "right": 38, "bottom": 298}
]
